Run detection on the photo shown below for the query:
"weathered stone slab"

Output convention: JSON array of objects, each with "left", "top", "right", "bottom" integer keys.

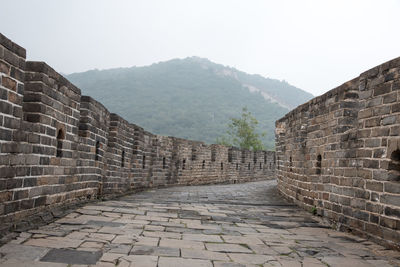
[
  {"left": 205, "top": 243, "right": 252, "bottom": 253},
  {"left": 0, "top": 244, "right": 49, "bottom": 261},
  {"left": 182, "top": 233, "right": 223, "bottom": 242},
  {"left": 158, "top": 257, "right": 212, "bottom": 267},
  {"left": 159, "top": 238, "right": 205, "bottom": 249},
  {"left": 130, "top": 245, "right": 180, "bottom": 257},
  {"left": 87, "top": 220, "right": 124, "bottom": 227},
  {"left": 181, "top": 248, "right": 229, "bottom": 261},
  {"left": 40, "top": 248, "right": 102, "bottom": 265}
]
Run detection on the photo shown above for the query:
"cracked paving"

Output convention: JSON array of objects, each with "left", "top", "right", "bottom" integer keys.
[{"left": 0, "top": 180, "right": 399, "bottom": 267}]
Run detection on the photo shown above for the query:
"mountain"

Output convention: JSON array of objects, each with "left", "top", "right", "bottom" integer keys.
[{"left": 67, "top": 57, "right": 313, "bottom": 149}]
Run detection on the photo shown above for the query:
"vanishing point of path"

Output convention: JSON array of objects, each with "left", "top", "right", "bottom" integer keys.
[{"left": 0, "top": 180, "right": 399, "bottom": 267}]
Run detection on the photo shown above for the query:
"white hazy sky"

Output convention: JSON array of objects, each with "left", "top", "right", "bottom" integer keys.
[{"left": 1, "top": 0, "right": 399, "bottom": 96}]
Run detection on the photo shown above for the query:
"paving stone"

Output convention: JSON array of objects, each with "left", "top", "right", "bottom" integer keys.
[
  {"left": 213, "top": 262, "right": 247, "bottom": 267},
  {"left": 65, "top": 231, "right": 89, "bottom": 239},
  {"left": 275, "top": 258, "right": 302, "bottom": 267},
  {"left": 24, "top": 237, "right": 83, "bottom": 249},
  {"left": 143, "top": 231, "right": 181, "bottom": 239},
  {"left": 113, "top": 208, "right": 145, "bottom": 215},
  {"left": 0, "top": 259, "right": 68, "bottom": 266},
  {"left": 186, "top": 223, "right": 220, "bottom": 230},
  {"left": 181, "top": 248, "right": 229, "bottom": 261},
  {"left": 228, "top": 253, "right": 275, "bottom": 265},
  {"left": 79, "top": 215, "right": 114, "bottom": 222},
  {"left": 136, "top": 215, "right": 169, "bottom": 222},
  {"left": 80, "top": 241, "right": 104, "bottom": 248},
  {"left": 270, "top": 246, "right": 293, "bottom": 255},
  {"left": 222, "top": 235, "right": 264, "bottom": 245},
  {"left": 123, "top": 255, "right": 158, "bottom": 267},
  {"left": 159, "top": 238, "right": 205, "bottom": 249},
  {"left": 86, "top": 220, "right": 124, "bottom": 227},
  {"left": 85, "top": 206, "right": 115, "bottom": 212},
  {"left": 76, "top": 208, "right": 102, "bottom": 215},
  {"left": 182, "top": 233, "right": 223, "bottom": 242},
  {"left": 320, "top": 257, "right": 375, "bottom": 267},
  {"left": 40, "top": 248, "right": 102, "bottom": 265},
  {"left": 205, "top": 243, "right": 252, "bottom": 253},
  {"left": 130, "top": 245, "right": 179, "bottom": 256},
  {"left": 158, "top": 257, "right": 212, "bottom": 267},
  {"left": 144, "top": 225, "right": 165, "bottom": 231},
  {"left": 248, "top": 244, "right": 278, "bottom": 255},
  {"left": 366, "top": 260, "right": 398, "bottom": 267},
  {"left": 88, "top": 233, "right": 116, "bottom": 241},
  {"left": 0, "top": 244, "right": 49, "bottom": 261},
  {"left": 93, "top": 262, "right": 122, "bottom": 267},
  {"left": 263, "top": 261, "right": 282, "bottom": 267},
  {"left": 135, "top": 236, "right": 159, "bottom": 246},
  {"left": 111, "top": 235, "right": 137, "bottom": 244},
  {"left": 302, "top": 257, "right": 327, "bottom": 267},
  {"left": 146, "top": 211, "right": 177, "bottom": 218},
  {"left": 101, "top": 226, "right": 142, "bottom": 235},
  {"left": 102, "top": 242, "right": 132, "bottom": 254},
  {"left": 28, "top": 229, "right": 68, "bottom": 237}
]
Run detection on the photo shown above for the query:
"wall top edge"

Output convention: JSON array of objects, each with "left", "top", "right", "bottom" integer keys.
[
  {"left": 26, "top": 61, "right": 81, "bottom": 95},
  {"left": 0, "top": 33, "right": 26, "bottom": 58},
  {"left": 276, "top": 56, "right": 400, "bottom": 124}
]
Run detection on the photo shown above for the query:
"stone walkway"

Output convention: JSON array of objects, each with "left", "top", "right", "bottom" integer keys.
[{"left": 0, "top": 180, "right": 399, "bottom": 267}]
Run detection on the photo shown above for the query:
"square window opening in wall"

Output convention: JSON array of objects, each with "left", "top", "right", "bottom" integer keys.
[
  {"left": 316, "top": 154, "right": 322, "bottom": 175},
  {"left": 228, "top": 149, "right": 233, "bottom": 163},
  {"left": 121, "top": 150, "right": 125, "bottom": 168},
  {"left": 191, "top": 147, "right": 196, "bottom": 161},
  {"left": 56, "top": 128, "right": 65, "bottom": 158},
  {"left": 95, "top": 141, "right": 100, "bottom": 161},
  {"left": 211, "top": 149, "right": 216, "bottom": 162}
]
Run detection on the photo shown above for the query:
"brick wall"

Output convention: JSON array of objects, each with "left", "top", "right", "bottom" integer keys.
[
  {"left": 276, "top": 57, "right": 400, "bottom": 249},
  {"left": 0, "top": 33, "right": 275, "bottom": 233}
]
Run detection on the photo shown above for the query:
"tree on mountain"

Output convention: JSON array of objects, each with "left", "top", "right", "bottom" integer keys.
[{"left": 216, "top": 107, "right": 266, "bottom": 151}]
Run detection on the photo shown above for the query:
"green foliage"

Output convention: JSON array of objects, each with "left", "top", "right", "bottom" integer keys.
[
  {"left": 311, "top": 206, "right": 317, "bottom": 215},
  {"left": 217, "top": 107, "right": 265, "bottom": 151},
  {"left": 67, "top": 57, "right": 312, "bottom": 149}
]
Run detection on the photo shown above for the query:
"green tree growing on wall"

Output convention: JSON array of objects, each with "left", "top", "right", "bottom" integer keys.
[{"left": 216, "top": 107, "right": 266, "bottom": 151}]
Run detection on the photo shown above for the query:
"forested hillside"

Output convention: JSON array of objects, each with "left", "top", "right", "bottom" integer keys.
[{"left": 67, "top": 57, "right": 313, "bottom": 149}]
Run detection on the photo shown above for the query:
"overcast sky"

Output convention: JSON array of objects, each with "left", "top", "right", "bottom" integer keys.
[{"left": 1, "top": 0, "right": 399, "bottom": 96}]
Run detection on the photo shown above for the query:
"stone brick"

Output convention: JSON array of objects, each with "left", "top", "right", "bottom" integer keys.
[
  {"left": 2, "top": 76, "right": 16, "bottom": 91},
  {"left": 385, "top": 206, "right": 400, "bottom": 218},
  {"left": 373, "top": 83, "right": 391, "bottom": 96},
  {"left": 0, "top": 60, "right": 10, "bottom": 74},
  {"left": 383, "top": 92, "right": 397, "bottom": 104},
  {"left": 380, "top": 194, "right": 400, "bottom": 206},
  {"left": 384, "top": 182, "right": 400, "bottom": 194},
  {"left": 382, "top": 115, "right": 397, "bottom": 126}
]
